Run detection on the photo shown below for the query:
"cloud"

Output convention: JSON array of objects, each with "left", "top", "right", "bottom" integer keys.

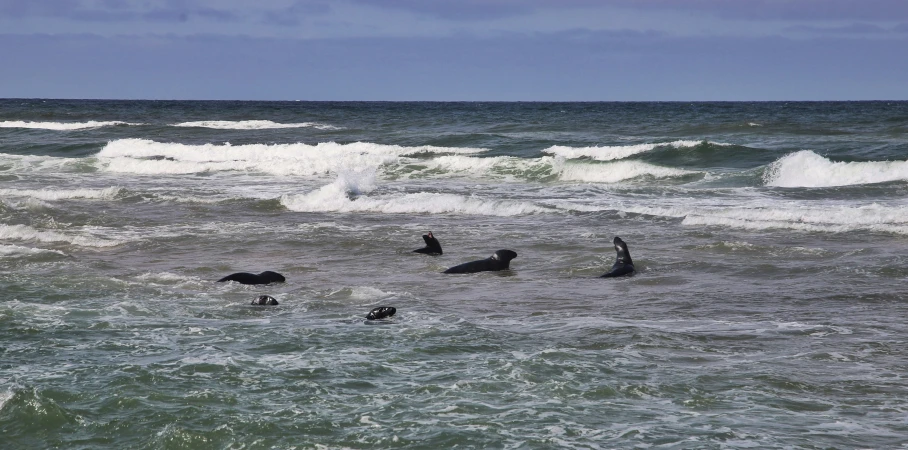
[
  {"left": 0, "top": 0, "right": 238, "bottom": 23},
  {"left": 785, "top": 23, "right": 890, "bottom": 35},
  {"left": 346, "top": 0, "right": 908, "bottom": 22}
]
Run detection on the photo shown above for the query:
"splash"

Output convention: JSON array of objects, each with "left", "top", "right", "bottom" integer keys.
[{"left": 543, "top": 140, "right": 726, "bottom": 161}]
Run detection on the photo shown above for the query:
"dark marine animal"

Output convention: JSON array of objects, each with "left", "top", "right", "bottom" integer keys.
[
  {"left": 251, "top": 295, "right": 279, "bottom": 305},
  {"left": 366, "top": 306, "right": 396, "bottom": 320},
  {"left": 217, "top": 271, "right": 285, "bottom": 285},
  {"left": 413, "top": 231, "right": 443, "bottom": 255},
  {"left": 443, "top": 250, "right": 517, "bottom": 274},
  {"left": 600, "top": 237, "right": 635, "bottom": 278}
]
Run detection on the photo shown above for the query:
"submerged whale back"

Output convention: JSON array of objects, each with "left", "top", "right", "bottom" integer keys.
[
  {"left": 218, "top": 271, "right": 286, "bottom": 285},
  {"left": 443, "top": 249, "right": 517, "bottom": 274}
]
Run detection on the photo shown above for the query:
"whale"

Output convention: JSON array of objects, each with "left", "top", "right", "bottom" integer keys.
[
  {"left": 600, "top": 237, "right": 635, "bottom": 278},
  {"left": 443, "top": 249, "right": 517, "bottom": 274},
  {"left": 251, "top": 295, "right": 279, "bottom": 305},
  {"left": 413, "top": 231, "right": 443, "bottom": 255},
  {"left": 218, "top": 271, "right": 285, "bottom": 285},
  {"left": 366, "top": 306, "right": 396, "bottom": 320}
]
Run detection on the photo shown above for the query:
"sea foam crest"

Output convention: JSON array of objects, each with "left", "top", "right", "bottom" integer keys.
[
  {"left": 0, "top": 224, "right": 124, "bottom": 247},
  {"left": 97, "top": 139, "right": 485, "bottom": 176},
  {"left": 624, "top": 202, "right": 908, "bottom": 234},
  {"left": 280, "top": 174, "right": 545, "bottom": 216},
  {"left": 764, "top": 150, "right": 908, "bottom": 187},
  {"left": 555, "top": 159, "right": 695, "bottom": 183},
  {"left": 172, "top": 120, "right": 340, "bottom": 130},
  {"left": 401, "top": 155, "right": 694, "bottom": 183},
  {"left": 0, "top": 187, "right": 121, "bottom": 201},
  {"left": 0, "top": 121, "right": 137, "bottom": 130},
  {"left": 543, "top": 140, "right": 724, "bottom": 161},
  {"left": 0, "top": 244, "right": 68, "bottom": 258}
]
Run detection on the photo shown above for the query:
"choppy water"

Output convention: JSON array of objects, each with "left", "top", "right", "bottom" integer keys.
[{"left": 1, "top": 100, "right": 907, "bottom": 449}]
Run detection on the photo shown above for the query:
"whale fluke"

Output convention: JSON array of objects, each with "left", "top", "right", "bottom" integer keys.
[
  {"left": 600, "top": 237, "right": 635, "bottom": 278},
  {"left": 413, "top": 231, "right": 443, "bottom": 255}
]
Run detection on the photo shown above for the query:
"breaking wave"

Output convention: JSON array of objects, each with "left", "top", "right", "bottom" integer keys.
[
  {"left": 280, "top": 172, "right": 546, "bottom": 216},
  {"left": 543, "top": 140, "right": 728, "bottom": 161},
  {"left": 172, "top": 120, "right": 340, "bottom": 130},
  {"left": 764, "top": 150, "right": 908, "bottom": 187}
]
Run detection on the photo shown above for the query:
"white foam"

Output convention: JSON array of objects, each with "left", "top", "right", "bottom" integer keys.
[
  {"left": 0, "top": 120, "right": 137, "bottom": 130},
  {"left": 0, "top": 224, "right": 125, "bottom": 247},
  {"left": 543, "top": 140, "right": 723, "bottom": 161},
  {"left": 0, "top": 244, "right": 68, "bottom": 257},
  {"left": 622, "top": 201, "right": 908, "bottom": 234},
  {"left": 555, "top": 160, "right": 695, "bottom": 183},
  {"left": 0, "top": 187, "right": 121, "bottom": 201},
  {"left": 97, "top": 139, "right": 485, "bottom": 176},
  {"left": 280, "top": 175, "right": 545, "bottom": 216},
  {"left": 172, "top": 120, "right": 340, "bottom": 130},
  {"left": 764, "top": 150, "right": 908, "bottom": 187}
]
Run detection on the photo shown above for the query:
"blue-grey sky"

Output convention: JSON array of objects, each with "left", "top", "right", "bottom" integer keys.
[{"left": 2, "top": 0, "right": 907, "bottom": 100}]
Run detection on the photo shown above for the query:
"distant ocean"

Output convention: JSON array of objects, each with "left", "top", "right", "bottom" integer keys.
[{"left": 2, "top": 99, "right": 907, "bottom": 448}]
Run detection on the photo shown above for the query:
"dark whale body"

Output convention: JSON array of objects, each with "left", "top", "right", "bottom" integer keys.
[
  {"left": 600, "top": 237, "right": 635, "bottom": 278},
  {"left": 413, "top": 231, "right": 443, "bottom": 255},
  {"left": 218, "top": 271, "right": 286, "bottom": 285},
  {"left": 443, "top": 250, "right": 517, "bottom": 274},
  {"left": 366, "top": 306, "right": 396, "bottom": 320},
  {"left": 251, "top": 295, "right": 279, "bottom": 305}
]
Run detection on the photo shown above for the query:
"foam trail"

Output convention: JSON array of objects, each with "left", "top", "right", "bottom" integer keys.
[
  {"left": 172, "top": 120, "right": 340, "bottom": 130},
  {"left": 764, "top": 150, "right": 908, "bottom": 187},
  {"left": 0, "top": 121, "right": 137, "bottom": 130},
  {"left": 623, "top": 202, "right": 908, "bottom": 234},
  {"left": 0, "top": 244, "right": 68, "bottom": 258},
  {"left": 0, "top": 224, "right": 125, "bottom": 247},
  {"left": 0, "top": 187, "right": 121, "bottom": 201},
  {"left": 543, "top": 140, "right": 726, "bottom": 161}
]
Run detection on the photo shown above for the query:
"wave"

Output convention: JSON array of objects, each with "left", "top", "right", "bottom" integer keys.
[
  {"left": 543, "top": 140, "right": 727, "bottom": 161},
  {"left": 0, "top": 121, "right": 138, "bottom": 130},
  {"left": 395, "top": 155, "right": 695, "bottom": 183},
  {"left": 97, "top": 139, "right": 486, "bottom": 176},
  {"left": 764, "top": 150, "right": 908, "bottom": 187},
  {"left": 623, "top": 202, "right": 908, "bottom": 234},
  {"left": 0, "top": 187, "right": 121, "bottom": 201},
  {"left": 172, "top": 120, "right": 340, "bottom": 130},
  {"left": 280, "top": 172, "right": 546, "bottom": 216},
  {"left": 0, "top": 244, "right": 68, "bottom": 258},
  {"left": 0, "top": 224, "right": 125, "bottom": 247}
]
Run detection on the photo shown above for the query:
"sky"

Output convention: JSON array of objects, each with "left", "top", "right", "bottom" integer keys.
[{"left": 2, "top": 0, "right": 907, "bottom": 101}]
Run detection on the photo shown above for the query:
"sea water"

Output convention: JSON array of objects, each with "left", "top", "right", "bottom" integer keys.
[{"left": 1, "top": 100, "right": 907, "bottom": 448}]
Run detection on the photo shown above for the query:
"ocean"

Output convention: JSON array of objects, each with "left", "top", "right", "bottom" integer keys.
[{"left": 1, "top": 100, "right": 907, "bottom": 449}]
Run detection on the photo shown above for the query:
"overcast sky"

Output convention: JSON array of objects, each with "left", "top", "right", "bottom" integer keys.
[{"left": 2, "top": 0, "right": 907, "bottom": 100}]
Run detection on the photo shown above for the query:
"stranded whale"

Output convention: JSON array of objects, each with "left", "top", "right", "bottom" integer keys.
[
  {"left": 413, "top": 231, "right": 443, "bottom": 255},
  {"left": 366, "top": 306, "right": 396, "bottom": 320},
  {"left": 251, "top": 295, "right": 279, "bottom": 305},
  {"left": 218, "top": 271, "right": 285, "bottom": 285},
  {"left": 600, "top": 237, "right": 635, "bottom": 278},
  {"left": 443, "top": 249, "right": 517, "bottom": 274}
]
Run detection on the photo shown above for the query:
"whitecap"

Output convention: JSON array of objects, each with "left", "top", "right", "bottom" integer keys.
[
  {"left": 764, "top": 150, "right": 908, "bottom": 187},
  {"left": 0, "top": 120, "right": 138, "bottom": 130}
]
